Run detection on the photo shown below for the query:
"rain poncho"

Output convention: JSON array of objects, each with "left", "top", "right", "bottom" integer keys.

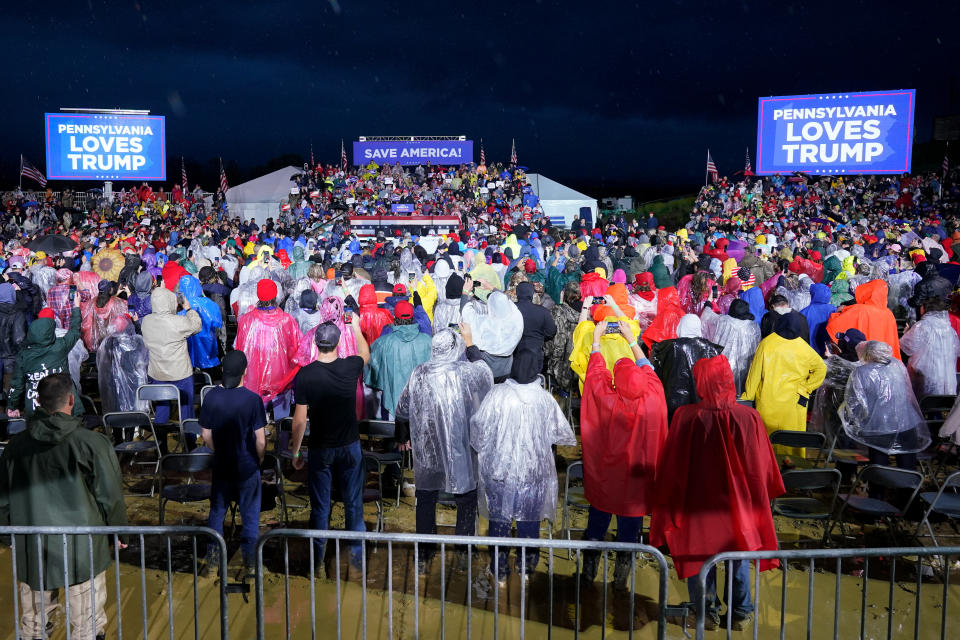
[
  {"left": 642, "top": 286, "right": 685, "bottom": 349},
  {"left": 809, "top": 355, "right": 859, "bottom": 443},
  {"left": 96, "top": 317, "right": 149, "bottom": 414},
  {"left": 825, "top": 279, "right": 901, "bottom": 359},
  {"left": 80, "top": 293, "right": 128, "bottom": 352},
  {"left": 177, "top": 275, "right": 223, "bottom": 369},
  {"left": 800, "top": 283, "right": 837, "bottom": 354},
  {"left": 460, "top": 291, "right": 522, "bottom": 357},
  {"left": 581, "top": 352, "right": 668, "bottom": 516},
  {"left": 395, "top": 330, "right": 494, "bottom": 494},
  {"left": 742, "top": 314, "right": 827, "bottom": 438},
  {"left": 650, "top": 314, "right": 723, "bottom": 420},
  {"left": 840, "top": 341, "right": 931, "bottom": 454},
  {"left": 365, "top": 323, "right": 432, "bottom": 415},
  {"left": 701, "top": 306, "right": 760, "bottom": 395},
  {"left": 470, "top": 379, "right": 576, "bottom": 522},
  {"left": 899, "top": 310, "right": 960, "bottom": 398},
  {"left": 357, "top": 284, "right": 394, "bottom": 344},
  {"left": 739, "top": 286, "right": 767, "bottom": 327},
  {"left": 431, "top": 295, "right": 462, "bottom": 332},
  {"left": 650, "top": 355, "right": 784, "bottom": 579},
  {"left": 570, "top": 316, "right": 642, "bottom": 391},
  {"left": 233, "top": 305, "right": 302, "bottom": 398}
]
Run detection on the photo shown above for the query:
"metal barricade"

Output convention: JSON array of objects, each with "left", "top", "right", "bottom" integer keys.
[
  {"left": 693, "top": 546, "right": 960, "bottom": 640},
  {"left": 256, "top": 528, "right": 669, "bottom": 640},
  {"left": 0, "top": 525, "right": 229, "bottom": 640}
]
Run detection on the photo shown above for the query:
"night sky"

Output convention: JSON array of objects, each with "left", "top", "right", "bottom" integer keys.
[{"left": 4, "top": 1, "right": 959, "bottom": 199}]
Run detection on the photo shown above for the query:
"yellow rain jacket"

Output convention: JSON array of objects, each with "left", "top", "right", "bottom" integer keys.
[
  {"left": 415, "top": 273, "right": 438, "bottom": 322},
  {"left": 721, "top": 258, "right": 738, "bottom": 284},
  {"left": 569, "top": 318, "right": 642, "bottom": 392},
  {"left": 741, "top": 332, "right": 827, "bottom": 455}
]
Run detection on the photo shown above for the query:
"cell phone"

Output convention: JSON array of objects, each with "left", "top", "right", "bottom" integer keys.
[
  {"left": 343, "top": 311, "right": 353, "bottom": 323},
  {"left": 448, "top": 323, "right": 460, "bottom": 333},
  {"left": 68, "top": 285, "right": 76, "bottom": 302},
  {"left": 605, "top": 323, "right": 621, "bottom": 334},
  {"left": 408, "top": 271, "right": 416, "bottom": 280},
  {"left": 592, "top": 297, "right": 604, "bottom": 305},
  {"left": 711, "top": 285, "right": 719, "bottom": 298}
]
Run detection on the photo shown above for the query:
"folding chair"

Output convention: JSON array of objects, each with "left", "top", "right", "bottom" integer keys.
[
  {"left": 103, "top": 412, "right": 162, "bottom": 497},
  {"left": 773, "top": 468, "right": 842, "bottom": 545},
  {"left": 181, "top": 418, "right": 203, "bottom": 451},
  {"left": 156, "top": 452, "right": 213, "bottom": 524},
  {"left": 261, "top": 454, "right": 288, "bottom": 526},
  {"left": 199, "top": 384, "right": 217, "bottom": 407},
  {"left": 562, "top": 460, "right": 591, "bottom": 557},
  {"left": 918, "top": 395, "right": 959, "bottom": 481},
  {"left": 825, "top": 464, "right": 924, "bottom": 545},
  {"left": 137, "top": 383, "right": 184, "bottom": 451},
  {"left": 915, "top": 470, "right": 960, "bottom": 546},
  {"left": 361, "top": 453, "right": 385, "bottom": 533},
  {"left": 359, "top": 419, "right": 403, "bottom": 507},
  {"left": 770, "top": 430, "right": 827, "bottom": 467},
  {"left": 824, "top": 430, "right": 870, "bottom": 467}
]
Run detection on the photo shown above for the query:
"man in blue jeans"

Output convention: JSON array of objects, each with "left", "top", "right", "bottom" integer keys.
[
  {"left": 291, "top": 318, "right": 370, "bottom": 576},
  {"left": 200, "top": 350, "right": 266, "bottom": 573}
]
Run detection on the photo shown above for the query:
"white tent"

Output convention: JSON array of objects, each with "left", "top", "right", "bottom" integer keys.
[
  {"left": 226, "top": 166, "right": 300, "bottom": 224},
  {"left": 525, "top": 173, "right": 597, "bottom": 228}
]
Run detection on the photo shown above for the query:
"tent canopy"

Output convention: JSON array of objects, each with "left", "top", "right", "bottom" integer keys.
[
  {"left": 525, "top": 173, "right": 597, "bottom": 228},
  {"left": 226, "top": 166, "right": 300, "bottom": 224}
]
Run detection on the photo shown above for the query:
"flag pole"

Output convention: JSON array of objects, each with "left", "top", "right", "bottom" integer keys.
[
  {"left": 704, "top": 149, "right": 708, "bottom": 187},
  {"left": 19, "top": 154, "right": 23, "bottom": 190}
]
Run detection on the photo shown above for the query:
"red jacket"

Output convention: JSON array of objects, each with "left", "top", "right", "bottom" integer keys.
[
  {"left": 650, "top": 355, "right": 784, "bottom": 579},
  {"left": 581, "top": 353, "right": 668, "bottom": 516}
]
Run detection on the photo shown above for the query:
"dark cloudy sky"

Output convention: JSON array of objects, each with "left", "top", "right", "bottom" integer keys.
[{"left": 4, "top": 1, "right": 958, "bottom": 198}]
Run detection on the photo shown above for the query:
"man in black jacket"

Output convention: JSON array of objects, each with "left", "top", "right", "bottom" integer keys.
[
  {"left": 909, "top": 260, "right": 952, "bottom": 315},
  {"left": 510, "top": 281, "right": 557, "bottom": 383}
]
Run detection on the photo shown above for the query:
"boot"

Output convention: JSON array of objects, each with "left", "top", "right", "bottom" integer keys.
[
  {"left": 613, "top": 552, "right": 633, "bottom": 590},
  {"left": 578, "top": 550, "right": 599, "bottom": 583}
]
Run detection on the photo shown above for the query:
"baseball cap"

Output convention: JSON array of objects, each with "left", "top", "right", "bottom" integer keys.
[
  {"left": 314, "top": 322, "right": 341, "bottom": 350},
  {"left": 256, "top": 279, "right": 277, "bottom": 302},
  {"left": 222, "top": 350, "right": 247, "bottom": 389},
  {"left": 394, "top": 301, "right": 414, "bottom": 319},
  {"left": 392, "top": 283, "right": 407, "bottom": 295}
]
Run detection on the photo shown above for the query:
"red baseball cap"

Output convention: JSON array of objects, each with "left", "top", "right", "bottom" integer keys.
[
  {"left": 392, "top": 283, "right": 407, "bottom": 295},
  {"left": 394, "top": 301, "right": 414, "bottom": 319},
  {"left": 256, "top": 279, "right": 278, "bottom": 302}
]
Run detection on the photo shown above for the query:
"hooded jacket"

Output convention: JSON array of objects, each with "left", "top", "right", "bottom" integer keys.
[
  {"left": 233, "top": 304, "right": 302, "bottom": 398},
  {"left": 365, "top": 323, "right": 432, "bottom": 414},
  {"left": 0, "top": 282, "right": 27, "bottom": 362},
  {"left": 8, "top": 310, "right": 83, "bottom": 418},
  {"left": 650, "top": 316, "right": 724, "bottom": 421},
  {"left": 141, "top": 288, "right": 202, "bottom": 381},
  {"left": 650, "top": 355, "right": 784, "bottom": 579},
  {"left": 0, "top": 409, "right": 127, "bottom": 590},
  {"left": 825, "top": 279, "right": 901, "bottom": 359},
  {"left": 800, "top": 283, "right": 837, "bottom": 354},
  {"left": 581, "top": 352, "right": 668, "bottom": 516},
  {"left": 357, "top": 284, "right": 394, "bottom": 345},
  {"left": 510, "top": 281, "right": 557, "bottom": 383}
]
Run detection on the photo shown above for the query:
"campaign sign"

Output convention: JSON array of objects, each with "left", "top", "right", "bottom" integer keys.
[
  {"left": 391, "top": 203, "right": 415, "bottom": 213},
  {"left": 45, "top": 113, "right": 166, "bottom": 181},
  {"left": 353, "top": 140, "right": 473, "bottom": 166},
  {"left": 756, "top": 90, "right": 915, "bottom": 175}
]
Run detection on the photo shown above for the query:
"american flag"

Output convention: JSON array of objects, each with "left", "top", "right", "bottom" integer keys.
[
  {"left": 510, "top": 139, "right": 517, "bottom": 164},
  {"left": 219, "top": 158, "right": 229, "bottom": 195},
  {"left": 20, "top": 155, "right": 47, "bottom": 187},
  {"left": 181, "top": 156, "right": 188, "bottom": 194},
  {"left": 943, "top": 142, "right": 950, "bottom": 178},
  {"left": 706, "top": 149, "right": 719, "bottom": 183},
  {"left": 480, "top": 139, "right": 485, "bottom": 165},
  {"left": 744, "top": 147, "right": 752, "bottom": 174},
  {"left": 341, "top": 139, "right": 348, "bottom": 171}
]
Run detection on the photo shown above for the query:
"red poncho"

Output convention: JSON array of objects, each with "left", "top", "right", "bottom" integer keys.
[
  {"left": 357, "top": 284, "right": 394, "bottom": 345},
  {"left": 650, "top": 355, "right": 784, "bottom": 579},
  {"left": 162, "top": 262, "right": 189, "bottom": 291},
  {"left": 642, "top": 286, "right": 684, "bottom": 349},
  {"left": 581, "top": 353, "right": 668, "bottom": 516},
  {"left": 234, "top": 307, "right": 303, "bottom": 398}
]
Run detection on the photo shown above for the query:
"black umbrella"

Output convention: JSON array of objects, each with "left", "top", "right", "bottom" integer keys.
[{"left": 27, "top": 235, "right": 77, "bottom": 254}]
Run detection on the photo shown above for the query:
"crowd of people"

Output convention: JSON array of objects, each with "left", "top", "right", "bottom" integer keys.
[{"left": 3, "top": 160, "right": 960, "bottom": 635}]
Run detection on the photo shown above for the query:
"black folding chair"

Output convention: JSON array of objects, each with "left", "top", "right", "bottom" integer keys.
[
  {"left": 137, "top": 383, "right": 184, "bottom": 451},
  {"left": 919, "top": 395, "right": 959, "bottom": 481},
  {"left": 825, "top": 464, "right": 924, "bottom": 545},
  {"left": 260, "top": 454, "right": 288, "bottom": 526},
  {"left": 773, "top": 468, "right": 842, "bottom": 546},
  {"left": 359, "top": 419, "right": 403, "bottom": 507},
  {"left": 156, "top": 452, "right": 213, "bottom": 525},
  {"left": 103, "top": 411, "right": 162, "bottom": 497},
  {"left": 915, "top": 470, "right": 960, "bottom": 546},
  {"left": 769, "top": 430, "right": 827, "bottom": 467}
]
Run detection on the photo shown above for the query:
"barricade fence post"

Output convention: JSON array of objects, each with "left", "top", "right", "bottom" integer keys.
[
  {"left": 0, "top": 525, "right": 228, "bottom": 640},
  {"left": 254, "top": 528, "right": 670, "bottom": 640},
  {"left": 693, "top": 546, "right": 960, "bottom": 640}
]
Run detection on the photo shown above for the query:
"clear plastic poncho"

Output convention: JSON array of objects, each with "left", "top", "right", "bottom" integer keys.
[
  {"left": 460, "top": 291, "right": 522, "bottom": 357},
  {"left": 700, "top": 307, "right": 760, "bottom": 395},
  {"left": 31, "top": 266, "right": 58, "bottom": 299},
  {"left": 96, "top": 318, "right": 149, "bottom": 414},
  {"left": 899, "top": 310, "right": 960, "bottom": 398},
  {"left": 839, "top": 341, "right": 931, "bottom": 454},
  {"left": 470, "top": 379, "right": 576, "bottom": 522},
  {"left": 395, "top": 330, "right": 494, "bottom": 494},
  {"left": 885, "top": 270, "right": 921, "bottom": 318},
  {"left": 809, "top": 355, "right": 859, "bottom": 443},
  {"left": 233, "top": 269, "right": 270, "bottom": 317},
  {"left": 431, "top": 296, "right": 462, "bottom": 332}
]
